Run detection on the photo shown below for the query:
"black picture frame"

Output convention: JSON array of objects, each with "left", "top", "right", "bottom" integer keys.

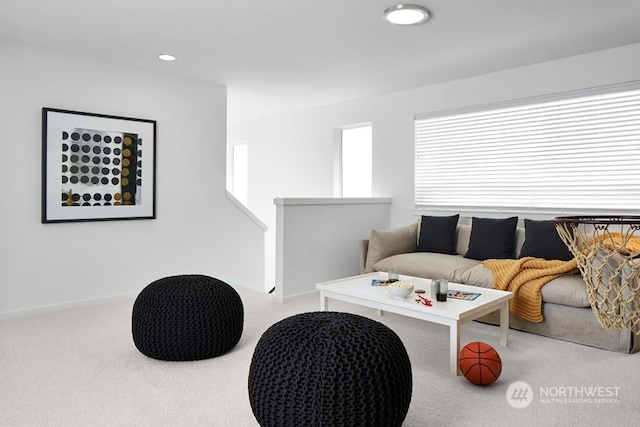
[{"left": 42, "top": 108, "right": 156, "bottom": 223}]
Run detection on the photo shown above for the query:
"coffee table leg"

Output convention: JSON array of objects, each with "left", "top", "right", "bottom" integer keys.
[
  {"left": 450, "top": 322, "right": 460, "bottom": 376},
  {"left": 500, "top": 301, "right": 509, "bottom": 347},
  {"left": 320, "top": 291, "right": 328, "bottom": 311}
]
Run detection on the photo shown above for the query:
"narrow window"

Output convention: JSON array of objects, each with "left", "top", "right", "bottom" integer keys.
[
  {"left": 231, "top": 142, "right": 248, "bottom": 205},
  {"left": 340, "top": 125, "right": 372, "bottom": 197}
]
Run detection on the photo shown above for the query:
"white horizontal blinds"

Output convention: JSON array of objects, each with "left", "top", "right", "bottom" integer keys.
[{"left": 415, "top": 88, "right": 640, "bottom": 212}]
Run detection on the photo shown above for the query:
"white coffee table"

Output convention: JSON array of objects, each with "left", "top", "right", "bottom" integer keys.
[{"left": 316, "top": 272, "right": 513, "bottom": 376}]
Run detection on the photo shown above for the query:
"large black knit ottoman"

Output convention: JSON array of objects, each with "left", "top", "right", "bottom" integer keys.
[
  {"left": 248, "top": 311, "right": 412, "bottom": 427},
  {"left": 132, "top": 275, "right": 243, "bottom": 361}
]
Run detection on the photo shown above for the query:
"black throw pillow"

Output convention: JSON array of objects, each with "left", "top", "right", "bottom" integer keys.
[
  {"left": 518, "top": 219, "right": 574, "bottom": 261},
  {"left": 417, "top": 214, "right": 460, "bottom": 255},
  {"left": 464, "top": 216, "right": 518, "bottom": 260}
]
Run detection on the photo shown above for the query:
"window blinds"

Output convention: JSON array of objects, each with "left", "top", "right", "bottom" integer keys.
[{"left": 414, "top": 86, "right": 640, "bottom": 213}]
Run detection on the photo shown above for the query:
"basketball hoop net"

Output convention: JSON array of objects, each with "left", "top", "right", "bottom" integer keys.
[{"left": 554, "top": 216, "right": 640, "bottom": 335}]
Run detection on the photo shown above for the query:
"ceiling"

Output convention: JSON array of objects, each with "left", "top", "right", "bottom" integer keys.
[{"left": 2, "top": 0, "right": 640, "bottom": 124}]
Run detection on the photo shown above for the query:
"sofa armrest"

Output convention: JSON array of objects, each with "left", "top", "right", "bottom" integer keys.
[{"left": 359, "top": 240, "right": 369, "bottom": 274}]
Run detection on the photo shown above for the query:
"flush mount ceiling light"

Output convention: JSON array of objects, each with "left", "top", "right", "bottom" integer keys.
[
  {"left": 383, "top": 4, "right": 430, "bottom": 25},
  {"left": 158, "top": 54, "right": 176, "bottom": 61}
]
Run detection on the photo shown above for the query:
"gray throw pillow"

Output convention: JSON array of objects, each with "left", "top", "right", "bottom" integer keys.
[{"left": 364, "top": 223, "right": 418, "bottom": 273}]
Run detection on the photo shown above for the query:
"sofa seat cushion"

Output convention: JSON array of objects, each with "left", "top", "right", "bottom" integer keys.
[
  {"left": 460, "top": 264, "right": 589, "bottom": 308},
  {"left": 373, "top": 253, "right": 482, "bottom": 284},
  {"left": 460, "top": 264, "right": 494, "bottom": 289},
  {"left": 541, "top": 275, "right": 590, "bottom": 308}
]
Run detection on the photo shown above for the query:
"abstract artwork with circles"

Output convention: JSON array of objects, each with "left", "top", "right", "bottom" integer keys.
[{"left": 42, "top": 108, "right": 156, "bottom": 223}]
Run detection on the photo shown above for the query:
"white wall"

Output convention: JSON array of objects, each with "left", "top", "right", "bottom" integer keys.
[
  {"left": 229, "top": 42, "right": 640, "bottom": 284},
  {"left": 274, "top": 198, "right": 391, "bottom": 301},
  {"left": 0, "top": 41, "right": 265, "bottom": 316}
]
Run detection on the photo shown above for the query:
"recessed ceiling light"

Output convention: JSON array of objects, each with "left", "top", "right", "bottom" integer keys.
[
  {"left": 158, "top": 54, "right": 176, "bottom": 61},
  {"left": 383, "top": 4, "right": 430, "bottom": 26}
]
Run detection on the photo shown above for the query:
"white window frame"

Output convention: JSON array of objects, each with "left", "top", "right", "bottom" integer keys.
[
  {"left": 334, "top": 122, "right": 373, "bottom": 197},
  {"left": 414, "top": 81, "right": 640, "bottom": 217},
  {"left": 228, "top": 141, "right": 248, "bottom": 205}
]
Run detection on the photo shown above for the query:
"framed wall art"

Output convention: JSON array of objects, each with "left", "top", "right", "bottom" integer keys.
[{"left": 42, "top": 108, "right": 156, "bottom": 223}]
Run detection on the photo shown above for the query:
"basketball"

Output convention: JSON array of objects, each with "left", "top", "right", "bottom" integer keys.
[{"left": 458, "top": 341, "right": 502, "bottom": 386}]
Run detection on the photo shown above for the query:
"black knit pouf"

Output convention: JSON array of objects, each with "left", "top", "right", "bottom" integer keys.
[
  {"left": 132, "top": 275, "right": 243, "bottom": 361},
  {"left": 248, "top": 311, "right": 412, "bottom": 427}
]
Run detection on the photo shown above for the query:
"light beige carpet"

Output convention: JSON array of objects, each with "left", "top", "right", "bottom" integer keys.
[{"left": 1, "top": 285, "right": 638, "bottom": 426}]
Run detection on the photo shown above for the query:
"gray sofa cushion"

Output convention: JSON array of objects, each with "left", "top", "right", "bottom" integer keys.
[
  {"left": 364, "top": 223, "right": 418, "bottom": 273},
  {"left": 540, "top": 275, "right": 590, "bottom": 308},
  {"left": 455, "top": 225, "right": 473, "bottom": 255},
  {"left": 460, "top": 264, "right": 494, "bottom": 288},
  {"left": 373, "top": 253, "right": 482, "bottom": 284}
]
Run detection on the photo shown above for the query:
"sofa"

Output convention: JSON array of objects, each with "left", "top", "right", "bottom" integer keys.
[{"left": 359, "top": 216, "right": 639, "bottom": 353}]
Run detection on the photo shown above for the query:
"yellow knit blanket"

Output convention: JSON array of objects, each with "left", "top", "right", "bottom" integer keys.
[
  {"left": 587, "top": 232, "right": 640, "bottom": 255},
  {"left": 483, "top": 257, "right": 578, "bottom": 323}
]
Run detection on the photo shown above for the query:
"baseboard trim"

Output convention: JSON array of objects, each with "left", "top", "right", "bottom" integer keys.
[
  {"left": 0, "top": 292, "right": 138, "bottom": 320},
  {"left": 273, "top": 289, "right": 318, "bottom": 304}
]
